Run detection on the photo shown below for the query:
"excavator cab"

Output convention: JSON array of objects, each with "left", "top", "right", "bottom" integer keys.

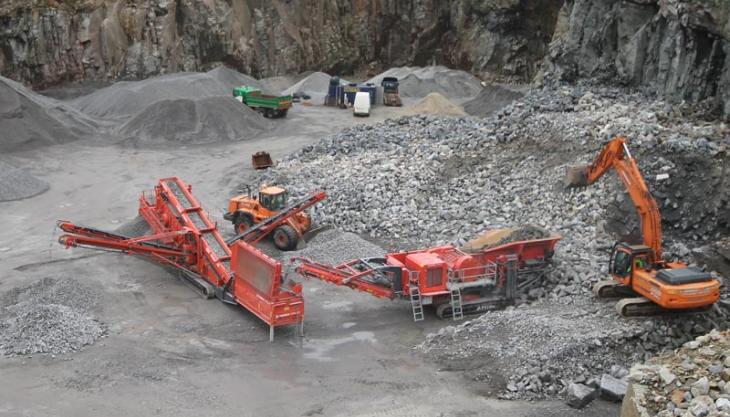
[{"left": 609, "top": 243, "right": 653, "bottom": 284}]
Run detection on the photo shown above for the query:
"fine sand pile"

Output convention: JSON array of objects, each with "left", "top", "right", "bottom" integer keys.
[
  {"left": 0, "top": 160, "right": 49, "bottom": 202},
  {"left": 464, "top": 84, "right": 526, "bottom": 117},
  {"left": 71, "top": 67, "right": 260, "bottom": 120},
  {"left": 401, "top": 93, "right": 467, "bottom": 116},
  {"left": 0, "top": 76, "right": 97, "bottom": 152},
  {"left": 118, "top": 96, "right": 271, "bottom": 145},
  {"left": 368, "top": 66, "right": 482, "bottom": 99}
]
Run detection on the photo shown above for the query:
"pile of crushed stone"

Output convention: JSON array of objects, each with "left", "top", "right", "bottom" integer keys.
[
  {"left": 401, "top": 92, "right": 466, "bottom": 116},
  {"left": 0, "top": 304, "right": 105, "bottom": 356},
  {"left": 418, "top": 301, "right": 729, "bottom": 402},
  {"left": 0, "top": 160, "right": 49, "bottom": 202},
  {"left": 463, "top": 84, "right": 526, "bottom": 117},
  {"left": 625, "top": 330, "right": 730, "bottom": 417},
  {"left": 0, "top": 76, "right": 97, "bottom": 152},
  {"left": 71, "top": 67, "right": 260, "bottom": 120},
  {"left": 118, "top": 96, "right": 271, "bottom": 145},
  {"left": 0, "top": 277, "right": 105, "bottom": 356},
  {"left": 281, "top": 72, "right": 347, "bottom": 101},
  {"left": 368, "top": 66, "right": 482, "bottom": 99},
  {"left": 289, "top": 229, "right": 384, "bottom": 266}
]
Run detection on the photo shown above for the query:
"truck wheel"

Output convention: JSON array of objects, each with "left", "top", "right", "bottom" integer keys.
[
  {"left": 234, "top": 215, "right": 253, "bottom": 234},
  {"left": 273, "top": 225, "right": 298, "bottom": 251},
  {"left": 279, "top": 109, "right": 288, "bottom": 118}
]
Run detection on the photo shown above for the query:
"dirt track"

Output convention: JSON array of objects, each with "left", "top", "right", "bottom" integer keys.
[{"left": 0, "top": 100, "right": 619, "bottom": 416}]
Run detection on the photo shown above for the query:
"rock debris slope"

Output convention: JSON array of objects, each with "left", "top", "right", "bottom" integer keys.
[{"left": 254, "top": 78, "right": 730, "bottom": 401}]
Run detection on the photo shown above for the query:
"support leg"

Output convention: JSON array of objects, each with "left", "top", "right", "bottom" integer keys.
[
  {"left": 269, "top": 325, "right": 274, "bottom": 342},
  {"left": 299, "top": 320, "right": 304, "bottom": 337}
]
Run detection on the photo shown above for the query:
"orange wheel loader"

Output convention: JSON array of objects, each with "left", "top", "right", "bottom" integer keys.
[
  {"left": 566, "top": 137, "right": 720, "bottom": 316},
  {"left": 224, "top": 185, "right": 321, "bottom": 251}
]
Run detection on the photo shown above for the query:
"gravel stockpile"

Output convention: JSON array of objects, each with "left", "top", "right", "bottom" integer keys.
[
  {"left": 625, "top": 330, "right": 730, "bottom": 417},
  {"left": 0, "top": 277, "right": 105, "bottom": 356},
  {"left": 281, "top": 72, "right": 345, "bottom": 101},
  {"left": 0, "top": 160, "right": 49, "bottom": 202},
  {"left": 0, "top": 76, "right": 96, "bottom": 152},
  {"left": 463, "top": 84, "right": 526, "bottom": 117},
  {"left": 0, "top": 304, "right": 105, "bottom": 356},
  {"left": 255, "top": 78, "right": 730, "bottom": 400},
  {"left": 401, "top": 93, "right": 466, "bottom": 117},
  {"left": 118, "top": 96, "right": 271, "bottom": 145},
  {"left": 291, "top": 229, "right": 384, "bottom": 266},
  {"left": 71, "top": 67, "right": 260, "bottom": 120},
  {"left": 367, "top": 66, "right": 482, "bottom": 99}
]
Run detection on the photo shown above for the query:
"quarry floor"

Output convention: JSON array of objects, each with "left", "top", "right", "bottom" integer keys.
[{"left": 0, "top": 103, "right": 618, "bottom": 416}]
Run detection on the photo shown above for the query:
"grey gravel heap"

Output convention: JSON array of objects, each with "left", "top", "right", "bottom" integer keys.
[
  {"left": 290, "top": 229, "right": 384, "bottom": 266},
  {"left": 0, "top": 277, "right": 106, "bottom": 356}
]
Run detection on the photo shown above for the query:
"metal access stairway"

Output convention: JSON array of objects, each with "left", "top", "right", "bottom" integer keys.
[
  {"left": 449, "top": 288, "right": 464, "bottom": 320},
  {"left": 410, "top": 286, "right": 424, "bottom": 322}
]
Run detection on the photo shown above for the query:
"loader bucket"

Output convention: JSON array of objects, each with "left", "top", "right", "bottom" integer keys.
[
  {"left": 252, "top": 151, "right": 273, "bottom": 169},
  {"left": 564, "top": 165, "right": 590, "bottom": 187}
]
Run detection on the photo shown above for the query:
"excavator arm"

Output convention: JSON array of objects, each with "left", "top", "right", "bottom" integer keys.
[{"left": 566, "top": 137, "right": 663, "bottom": 261}]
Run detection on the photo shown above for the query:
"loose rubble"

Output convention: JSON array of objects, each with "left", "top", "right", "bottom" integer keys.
[
  {"left": 0, "top": 277, "right": 105, "bottom": 356},
  {"left": 625, "top": 330, "right": 730, "bottom": 417},
  {"left": 254, "top": 79, "right": 730, "bottom": 402}
]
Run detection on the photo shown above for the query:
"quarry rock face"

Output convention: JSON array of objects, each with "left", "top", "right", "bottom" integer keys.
[
  {"left": 1, "top": 0, "right": 729, "bottom": 118},
  {"left": 0, "top": 0, "right": 562, "bottom": 88},
  {"left": 545, "top": 0, "right": 730, "bottom": 119}
]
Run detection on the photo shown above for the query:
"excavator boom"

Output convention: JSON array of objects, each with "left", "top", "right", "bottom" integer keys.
[{"left": 566, "top": 137, "right": 663, "bottom": 261}]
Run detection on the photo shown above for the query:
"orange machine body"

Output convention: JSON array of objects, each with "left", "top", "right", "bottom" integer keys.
[{"left": 577, "top": 137, "right": 720, "bottom": 310}]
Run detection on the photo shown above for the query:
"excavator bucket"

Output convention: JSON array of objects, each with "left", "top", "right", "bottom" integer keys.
[
  {"left": 252, "top": 151, "right": 273, "bottom": 169},
  {"left": 564, "top": 165, "right": 590, "bottom": 187}
]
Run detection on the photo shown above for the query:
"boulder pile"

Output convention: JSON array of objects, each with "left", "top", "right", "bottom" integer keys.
[{"left": 625, "top": 330, "right": 730, "bottom": 417}]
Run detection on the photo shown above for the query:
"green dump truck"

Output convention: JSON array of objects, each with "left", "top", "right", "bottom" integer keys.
[{"left": 232, "top": 86, "right": 292, "bottom": 118}]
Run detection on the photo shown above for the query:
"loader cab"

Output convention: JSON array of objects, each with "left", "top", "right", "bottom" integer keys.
[
  {"left": 610, "top": 243, "right": 653, "bottom": 283},
  {"left": 259, "top": 186, "right": 288, "bottom": 212}
]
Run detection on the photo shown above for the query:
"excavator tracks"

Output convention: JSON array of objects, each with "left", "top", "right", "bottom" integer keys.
[
  {"left": 592, "top": 280, "right": 635, "bottom": 298},
  {"left": 615, "top": 297, "right": 713, "bottom": 318}
]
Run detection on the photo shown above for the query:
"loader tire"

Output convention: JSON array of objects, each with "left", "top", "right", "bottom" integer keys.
[
  {"left": 234, "top": 214, "right": 253, "bottom": 234},
  {"left": 273, "top": 225, "right": 298, "bottom": 251}
]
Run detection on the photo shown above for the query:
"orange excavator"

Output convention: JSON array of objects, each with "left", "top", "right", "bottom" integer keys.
[{"left": 566, "top": 137, "right": 720, "bottom": 316}]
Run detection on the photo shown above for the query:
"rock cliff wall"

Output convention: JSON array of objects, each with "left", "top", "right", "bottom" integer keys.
[
  {"left": 1, "top": 0, "right": 729, "bottom": 118},
  {"left": 0, "top": 0, "right": 562, "bottom": 88},
  {"left": 546, "top": 0, "right": 730, "bottom": 118}
]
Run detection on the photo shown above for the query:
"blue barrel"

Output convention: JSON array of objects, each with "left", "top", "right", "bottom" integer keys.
[{"left": 344, "top": 83, "right": 359, "bottom": 106}]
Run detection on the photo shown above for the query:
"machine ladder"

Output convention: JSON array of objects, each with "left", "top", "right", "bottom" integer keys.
[
  {"left": 227, "top": 191, "right": 327, "bottom": 245},
  {"left": 409, "top": 286, "right": 424, "bottom": 322},
  {"left": 450, "top": 287, "right": 464, "bottom": 320}
]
